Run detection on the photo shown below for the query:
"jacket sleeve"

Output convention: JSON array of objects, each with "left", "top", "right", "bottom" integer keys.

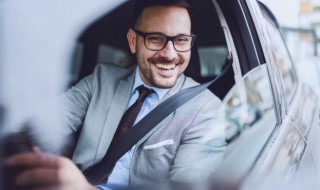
[{"left": 58, "top": 74, "right": 94, "bottom": 134}]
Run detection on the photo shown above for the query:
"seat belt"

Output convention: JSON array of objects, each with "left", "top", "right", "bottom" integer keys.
[{"left": 84, "top": 55, "right": 233, "bottom": 184}]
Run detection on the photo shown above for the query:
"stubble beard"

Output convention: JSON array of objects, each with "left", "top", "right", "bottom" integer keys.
[
  {"left": 139, "top": 59, "right": 179, "bottom": 89},
  {"left": 136, "top": 55, "right": 185, "bottom": 89}
]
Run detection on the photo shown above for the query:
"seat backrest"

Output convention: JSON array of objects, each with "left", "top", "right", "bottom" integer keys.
[
  {"left": 207, "top": 57, "right": 235, "bottom": 100},
  {"left": 185, "top": 44, "right": 235, "bottom": 100},
  {"left": 184, "top": 45, "right": 202, "bottom": 83}
]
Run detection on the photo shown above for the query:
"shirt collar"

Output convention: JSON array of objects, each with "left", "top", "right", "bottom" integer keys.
[{"left": 132, "top": 68, "right": 170, "bottom": 100}]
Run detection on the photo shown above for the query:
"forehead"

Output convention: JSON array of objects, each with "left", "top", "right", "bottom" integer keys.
[{"left": 138, "top": 5, "right": 191, "bottom": 35}]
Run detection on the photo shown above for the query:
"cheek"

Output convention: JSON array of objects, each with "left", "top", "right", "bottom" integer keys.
[
  {"left": 136, "top": 48, "right": 147, "bottom": 63},
  {"left": 184, "top": 52, "right": 191, "bottom": 62},
  {"left": 180, "top": 53, "right": 191, "bottom": 68},
  {"left": 139, "top": 51, "right": 159, "bottom": 65}
]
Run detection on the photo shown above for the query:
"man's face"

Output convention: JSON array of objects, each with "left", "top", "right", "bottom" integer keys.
[{"left": 127, "top": 6, "right": 192, "bottom": 88}]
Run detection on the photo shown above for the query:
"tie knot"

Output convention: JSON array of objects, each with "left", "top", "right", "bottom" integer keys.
[{"left": 137, "top": 85, "right": 153, "bottom": 102}]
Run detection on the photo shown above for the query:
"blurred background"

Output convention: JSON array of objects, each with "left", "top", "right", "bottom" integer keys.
[
  {"left": 263, "top": 0, "right": 319, "bottom": 58},
  {"left": 262, "top": 0, "right": 320, "bottom": 95}
]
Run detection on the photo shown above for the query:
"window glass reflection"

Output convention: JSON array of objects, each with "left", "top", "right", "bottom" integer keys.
[
  {"left": 264, "top": 19, "right": 297, "bottom": 102},
  {"left": 223, "top": 66, "right": 275, "bottom": 143}
]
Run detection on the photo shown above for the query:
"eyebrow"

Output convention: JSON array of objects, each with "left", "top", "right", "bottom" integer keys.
[{"left": 146, "top": 31, "right": 192, "bottom": 36}]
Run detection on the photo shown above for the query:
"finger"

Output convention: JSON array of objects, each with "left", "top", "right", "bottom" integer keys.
[
  {"left": 32, "top": 146, "right": 42, "bottom": 155},
  {"left": 15, "top": 168, "right": 60, "bottom": 187},
  {"left": 5, "top": 152, "right": 58, "bottom": 168}
]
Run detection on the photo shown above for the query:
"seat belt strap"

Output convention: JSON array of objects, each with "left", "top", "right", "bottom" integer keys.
[{"left": 84, "top": 55, "right": 233, "bottom": 184}]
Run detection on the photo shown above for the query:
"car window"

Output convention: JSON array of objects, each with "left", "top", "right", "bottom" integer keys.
[
  {"left": 190, "top": 0, "right": 229, "bottom": 81},
  {"left": 263, "top": 18, "right": 298, "bottom": 103},
  {"left": 223, "top": 65, "right": 275, "bottom": 144},
  {"left": 198, "top": 46, "right": 229, "bottom": 77},
  {"left": 215, "top": 65, "right": 277, "bottom": 179},
  {"left": 98, "top": 44, "right": 131, "bottom": 67}
]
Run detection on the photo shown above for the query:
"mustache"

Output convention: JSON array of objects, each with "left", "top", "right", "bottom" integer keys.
[{"left": 148, "top": 57, "right": 184, "bottom": 65}]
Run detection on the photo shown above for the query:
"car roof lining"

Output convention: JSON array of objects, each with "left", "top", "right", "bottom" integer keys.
[{"left": 79, "top": 0, "right": 227, "bottom": 51}]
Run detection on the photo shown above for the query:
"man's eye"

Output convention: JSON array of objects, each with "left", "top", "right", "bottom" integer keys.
[
  {"left": 147, "top": 35, "right": 165, "bottom": 42},
  {"left": 175, "top": 36, "right": 189, "bottom": 42}
]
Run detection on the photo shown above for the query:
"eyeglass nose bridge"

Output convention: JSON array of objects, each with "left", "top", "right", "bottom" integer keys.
[{"left": 160, "top": 36, "right": 178, "bottom": 51}]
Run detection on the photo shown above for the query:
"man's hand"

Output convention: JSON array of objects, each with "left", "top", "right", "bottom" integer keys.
[{"left": 4, "top": 146, "right": 98, "bottom": 190}]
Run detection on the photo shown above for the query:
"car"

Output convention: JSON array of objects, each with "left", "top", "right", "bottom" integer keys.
[{"left": 1, "top": 0, "right": 320, "bottom": 189}]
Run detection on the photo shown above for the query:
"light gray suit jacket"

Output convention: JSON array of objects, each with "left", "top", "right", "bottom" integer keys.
[{"left": 59, "top": 63, "right": 226, "bottom": 186}]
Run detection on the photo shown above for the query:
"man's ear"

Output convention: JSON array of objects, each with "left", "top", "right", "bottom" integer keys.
[{"left": 127, "top": 28, "right": 137, "bottom": 54}]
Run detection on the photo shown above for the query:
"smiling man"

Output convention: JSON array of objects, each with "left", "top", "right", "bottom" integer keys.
[
  {"left": 5, "top": 0, "right": 226, "bottom": 189},
  {"left": 128, "top": 4, "right": 193, "bottom": 88}
]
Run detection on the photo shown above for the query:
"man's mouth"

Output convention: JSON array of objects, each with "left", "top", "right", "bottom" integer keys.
[{"left": 155, "top": 63, "right": 176, "bottom": 70}]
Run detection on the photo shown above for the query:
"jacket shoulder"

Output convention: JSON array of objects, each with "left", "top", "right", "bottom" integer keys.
[{"left": 183, "top": 76, "right": 221, "bottom": 103}]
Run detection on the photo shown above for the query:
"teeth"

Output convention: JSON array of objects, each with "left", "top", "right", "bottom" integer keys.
[{"left": 155, "top": 64, "right": 175, "bottom": 70}]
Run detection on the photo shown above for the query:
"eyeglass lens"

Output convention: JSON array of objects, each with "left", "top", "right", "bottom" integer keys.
[{"left": 145, "top": 34, "right": 193, "bottom": 51}]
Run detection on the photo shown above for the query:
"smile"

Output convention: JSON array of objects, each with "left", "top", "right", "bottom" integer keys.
[{"left": 155, "top": 63, "right": 176, "bottom": 70}]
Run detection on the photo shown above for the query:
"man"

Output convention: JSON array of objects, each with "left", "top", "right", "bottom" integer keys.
[{"left": 5, "top": 0, "right": 226, "bottom": 189}]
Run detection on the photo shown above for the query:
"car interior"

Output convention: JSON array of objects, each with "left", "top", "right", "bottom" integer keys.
[
  {"left": 68, "top": 0, "right": 281, "bottom": 162},
  {"left": 2, "top": 1, "right": 320, "bottom": 188},
  {"left": 70, "top": 0, "right": 235, "bottom": 100},
  {"left": 68, "top": 0, "right": 279, "bottom": 150},
  {"left": 67, "top": 0, "right": 284, "bottom": 174}
]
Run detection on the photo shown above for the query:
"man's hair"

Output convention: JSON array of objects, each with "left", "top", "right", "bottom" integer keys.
[{"left": 133, "top": 0, "right": 192, "bottom": 28}]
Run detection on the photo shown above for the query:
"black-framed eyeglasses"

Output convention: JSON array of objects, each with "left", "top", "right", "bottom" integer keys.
[{"left": 132, "top": 29, "right": 196, "bottom": 52}]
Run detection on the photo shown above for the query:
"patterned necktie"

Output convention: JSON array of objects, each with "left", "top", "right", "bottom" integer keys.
[{"left": 110, "top": 85, "right": 154, "bottom": 146}]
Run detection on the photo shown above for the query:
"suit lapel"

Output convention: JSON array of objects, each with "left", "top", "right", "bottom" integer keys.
[
  {"left": 95, "top": 69, "right": 136, "bottom": 161},
  {"left": 96, "top": 72, "right": 187, "bottom": 158}
]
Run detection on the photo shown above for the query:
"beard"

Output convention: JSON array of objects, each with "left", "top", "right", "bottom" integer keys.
[{"left": 137, "top": 54, "right": 187, "bottom": 89}]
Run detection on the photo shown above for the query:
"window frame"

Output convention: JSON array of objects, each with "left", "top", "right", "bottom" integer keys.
[{"left": 259, "top": 3, "right": 299, "bottom": 106}]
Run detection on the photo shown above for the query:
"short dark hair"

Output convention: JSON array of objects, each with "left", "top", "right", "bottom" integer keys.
[{"left": 133, "top": 0, "right": 192, "bottom": 28}]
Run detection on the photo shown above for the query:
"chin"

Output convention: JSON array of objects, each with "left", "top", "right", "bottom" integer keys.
[{"left": 153, "top": 77, "right": 177, "bottom": 89}]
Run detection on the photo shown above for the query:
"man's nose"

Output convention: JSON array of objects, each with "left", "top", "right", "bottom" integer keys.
[{"left": 160, "top": 41, "right": 178, "bottom": 60}]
